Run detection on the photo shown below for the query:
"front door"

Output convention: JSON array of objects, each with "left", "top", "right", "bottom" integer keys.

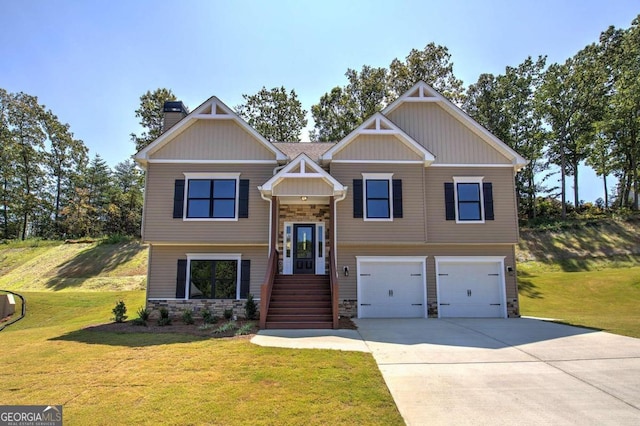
[{"left": 293, "top": 224, "right": 315, "bottom": 274}]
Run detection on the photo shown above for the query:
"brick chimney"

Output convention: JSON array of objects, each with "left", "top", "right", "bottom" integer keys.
[{"left": 162, "top": 101, "right": 188, "bottom": 133}]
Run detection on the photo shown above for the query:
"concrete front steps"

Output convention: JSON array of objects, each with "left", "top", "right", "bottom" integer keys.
[{"left": 265, "top": 275, "right": 333, "bottom": 329}]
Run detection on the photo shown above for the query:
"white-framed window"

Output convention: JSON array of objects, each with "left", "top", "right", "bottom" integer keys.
[
  {"left": 453, "top": 176, "right": 485, "bottom": 223},
  {"left": 362, "top": 173, "right": 394, "bottom": 221},
  {"left": 183, "top": 172, "right": 241, "bottom": 221},
  {"left": 185, "top": 253, "right": 242, "bottom": 299}
]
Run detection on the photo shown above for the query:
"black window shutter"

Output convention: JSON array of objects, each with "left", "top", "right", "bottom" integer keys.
[
  {"left": 392, "top": 179, "right": 403, "bottom": 218},
  {"left": 173, "top": 180, "right": 185, "bottom": 218},
  {"left": 353, "top": 179, "right": 363, "bottom": 218},
  {"left": 176, "top": 259, "right": 187, "bottom": 298},
  {"left": 483, "top": 182, "right": 494, "bottom": 221},
  {"left": 240, "top": 260, "right": 251, "bottom": 298},
  {"left": 238, "top": 179, "right": 250, "bottom": 218},
  {"left": 444, "top": 182, "right": 455, "bottom": 221}
]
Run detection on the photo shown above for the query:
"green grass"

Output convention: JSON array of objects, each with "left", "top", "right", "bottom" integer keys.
[
  {"left": 518, "top": 262, "right": 640, "bottom": 338},
  {"left": 0, "top": 240, "right": 147, "bottom": 291},
  {"left": 0, "top": 292, "right": 402, "bottom": 425}
]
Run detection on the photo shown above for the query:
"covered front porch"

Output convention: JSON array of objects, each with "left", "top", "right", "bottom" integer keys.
[{"left": 257, "top": 153, "right": 347, "bottom": 329}]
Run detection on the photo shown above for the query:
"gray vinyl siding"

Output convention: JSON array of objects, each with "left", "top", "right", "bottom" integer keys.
[
  {"left": 332, "top": 134, "right": 424, "bottom": 161},
  {"left": 335, "top": 244, "right": 517, "bottom": 303},
  {"left": 143, "top": 163, "right": 273, "bottom": 244},
  {"left": 147, "top": 244, "right": 268, "bottom": 299},
  {"left": 387, "top": 103, "right": 512, "bottom": 164},
  {"left": 330, "top": 162, "right": 427, "bottom": 243},
  {"left": 425, "top": 167, "right": 519, "bottom": 244},
  {"left": 150, "top": 120, "right": 275, "bottom": 160}
]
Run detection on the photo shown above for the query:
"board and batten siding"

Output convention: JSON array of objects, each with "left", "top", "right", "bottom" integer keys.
[
  {"left": 143, "top": 163, "right": 274, "bottom": 244},
  {"left": 335, "top": 244, "right": 517, "bottom": 304},
  {"left": 330, "top": 163, "right": 427, "bottom": 243},
  {"left": 387, "top": 103, "right": 511, "bottom": 164},
  {"left": 425, "top": 167, "right": 519, "bottom": 244},
  {"left": 272, "top": 178, "right": 334, "bottom": 196},
  {"left": 332, "top": 134, "right": 424, "bottom": 161},
  {"left": 150, "top": 120, "right": 276, "bottom": 160},
  {"left": 147, "top": 245, "right": 268, "bottom": 299}
]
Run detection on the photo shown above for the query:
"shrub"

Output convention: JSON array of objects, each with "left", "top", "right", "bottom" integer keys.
[
  {"left": 244, "top": 294, "right": 257, "bottom": 320},
  {"left": 213, "top": 321, "right": 237, "bottom": 334},
  {"left": 182, "top": 308, "right": 194, "bottom": 325},
  {"left": 223, "top": 308, "right": 233, "bottom": 320},
  {"left": 201, "top": 309, "right": 217, "bottom": 324},
  {"left": 131, "top": 318, "right": 147, "bottom": 326},
  {"left": 157, "top": 307, "right": 172, "bottom": 326},
  {"left": 112, "top": 300, "right": 127, "bottom": 323},
  {"left": 235, "top": 322, "right": 255, "bottom": 336},
  {"left": 137, "top": 307, "right": 150, "bottom": 322}
]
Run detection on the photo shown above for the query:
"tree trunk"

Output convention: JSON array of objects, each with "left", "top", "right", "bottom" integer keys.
[
  {"left": 603, "top": 172, "right": 608, "bottom": 210},
  {"left": 560, "top": 139, "right": 567, "bottom": 219},
  {"left": 573, "top": 163, "right": 579, "bottom": 210}
]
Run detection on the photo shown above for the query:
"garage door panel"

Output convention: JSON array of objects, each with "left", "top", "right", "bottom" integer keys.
[
  {"left": 438, "top": 260, "right": 505, "bottom": 318},
  {"left": 358, "top": 260, "right": 425, "bottom": 318}
]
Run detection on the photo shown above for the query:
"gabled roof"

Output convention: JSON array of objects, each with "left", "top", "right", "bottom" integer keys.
[
  {"left": 272, "top": 142, "right": 336, "bottom": 163},
  {"left": 259, "top": 153, "right": 346, "bottom": 195},
  {"left": 133, "top": 96, "right": 287, "bottom": 165},
  {"left": 383, "top": 81, "right": 528, "bottom": 169},
  {"left": 319, "top": 112, "right": 435, "bottom": 166}
]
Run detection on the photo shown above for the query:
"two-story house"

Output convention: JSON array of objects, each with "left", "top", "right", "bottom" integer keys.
[{"left": 133, "top": 81, "right": 527, "bottom": 329}]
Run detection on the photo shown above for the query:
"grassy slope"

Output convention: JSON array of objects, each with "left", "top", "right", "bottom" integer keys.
[
  {"left": 0, "top": 242, "right": 403, "bottom": 425},
  {"left": 517, "top": 217, "right": 640, "bottom": 338},
  {"left": 0, "top": 240, "right": 147, "bottom": 291}
]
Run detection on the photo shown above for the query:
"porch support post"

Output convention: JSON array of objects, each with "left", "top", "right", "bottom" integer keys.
[{"left": 329, "top": 196, "right": 336, "bottom": 263}]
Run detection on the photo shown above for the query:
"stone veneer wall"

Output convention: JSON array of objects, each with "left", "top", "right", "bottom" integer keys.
[
  {"left": 277, "top": 204, "right": 331, "bottom": 273},
  {"left": 341, "top": 299, "right": 518, "bottom": 319},
  {"left": 147, "top": 299, "right": 258, "bottom": 320}
]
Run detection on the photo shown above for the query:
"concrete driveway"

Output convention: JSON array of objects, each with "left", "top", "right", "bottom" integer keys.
[{"left": 355, "top": 318, "right": 640, "bottom": 426}]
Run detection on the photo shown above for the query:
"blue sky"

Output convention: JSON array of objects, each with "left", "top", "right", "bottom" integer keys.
[{"left": 2, "top": 0, "right": 638, "bottom": 202}]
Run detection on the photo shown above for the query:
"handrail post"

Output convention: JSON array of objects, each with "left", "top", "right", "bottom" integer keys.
[{"left": 259, "top": 249, "right": 278, "bottom": 329}]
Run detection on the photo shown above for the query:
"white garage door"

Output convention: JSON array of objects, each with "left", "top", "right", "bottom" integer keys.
[
  {"left": 436, "top": 258, "right": 506, "bottom": 318},
  {"left": 357, "top": 257, "right": 426, "bottom": 318}
]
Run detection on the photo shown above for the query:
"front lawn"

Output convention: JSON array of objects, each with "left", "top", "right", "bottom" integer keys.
[
  {"left": 518, "top": 262, "right": 640, "bottom": 338},
  {"left": 0, "top": 291, "right": 402, "bottom": 425}
]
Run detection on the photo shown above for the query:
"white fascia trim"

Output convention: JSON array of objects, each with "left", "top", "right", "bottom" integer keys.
[
  {"left": 362, "top": 173, "right": 394, "bottom": 222},
  {"left": 452, "top": 176, "right": 485, "bottom": 224},
  {"left": 431, "top": 163, "right": 514, "bottom": 168},
  {"left": 148, "top": 159, "right": 277, "bottom": 164},
  {"left": 261, "top": 153, "right": 345, "bottom": 193},
  {"left": 185, "top": 253, "right": 243, "bottom": 300},
  {"left": 356, "top": 256, "right": 428, "bottom": 263},
  {"left": 332, "top": 160, "right": 424, "bottom": 165},
  {"left": 134, "top": 96, "right": 287, "bottom": 162},
  {"left": 434, "top": 256, "right": 506, "bottom": 263},
  {"left": 183, "top": 172, "right": 241, "bottom": 221},
  {"left": 320, "top": 112, "right": 435, "bottom": 164},
  {"left": 382, "top": 81, "right": 527, "bottom": 168}
]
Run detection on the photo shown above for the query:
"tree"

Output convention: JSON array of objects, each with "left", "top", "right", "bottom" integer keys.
[
  {"left": 311, "top": 43, "right": 464, "bottom": 141},
  {"left": 388, "top": 42, "right": 465, "bottom": 104},
  {"left": 42, "top": 110, "right": 89, "bottom": 233},
  {"left": 84, "top": 154, "right": 113, "bottom": 236},
  {"left": 6, "top": 92, "right": 47, "bottom": 239},
  {"left": 131, "top": 88, "right": 177, "bottom": 152},
  {"left": 0, "top": 89, "right": 18, "bottom": 239},
  {"left": 310, "top": 66, "right": 388, "bottom": 141},
  {"left": 105, "top": 160, "right": 144, "bottom": 236},
  {"left": 464, "top": 57, "right": 547, "bottom": 219},
  {"left": 235, "top": 86, "right": 307, "bottom": 142}
]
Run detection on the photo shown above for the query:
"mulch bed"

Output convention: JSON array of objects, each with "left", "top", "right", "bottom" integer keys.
[{"left": 84, "top": 316, "right": 357, "bottom": 339}]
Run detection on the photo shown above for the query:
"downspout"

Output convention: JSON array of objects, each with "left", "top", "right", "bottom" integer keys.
[
  {"left": 259, "top": 191, "right": 273, "bottom": 254},
  {"left": 332, "top": 190, "right": 348, "bottom": 272}
]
